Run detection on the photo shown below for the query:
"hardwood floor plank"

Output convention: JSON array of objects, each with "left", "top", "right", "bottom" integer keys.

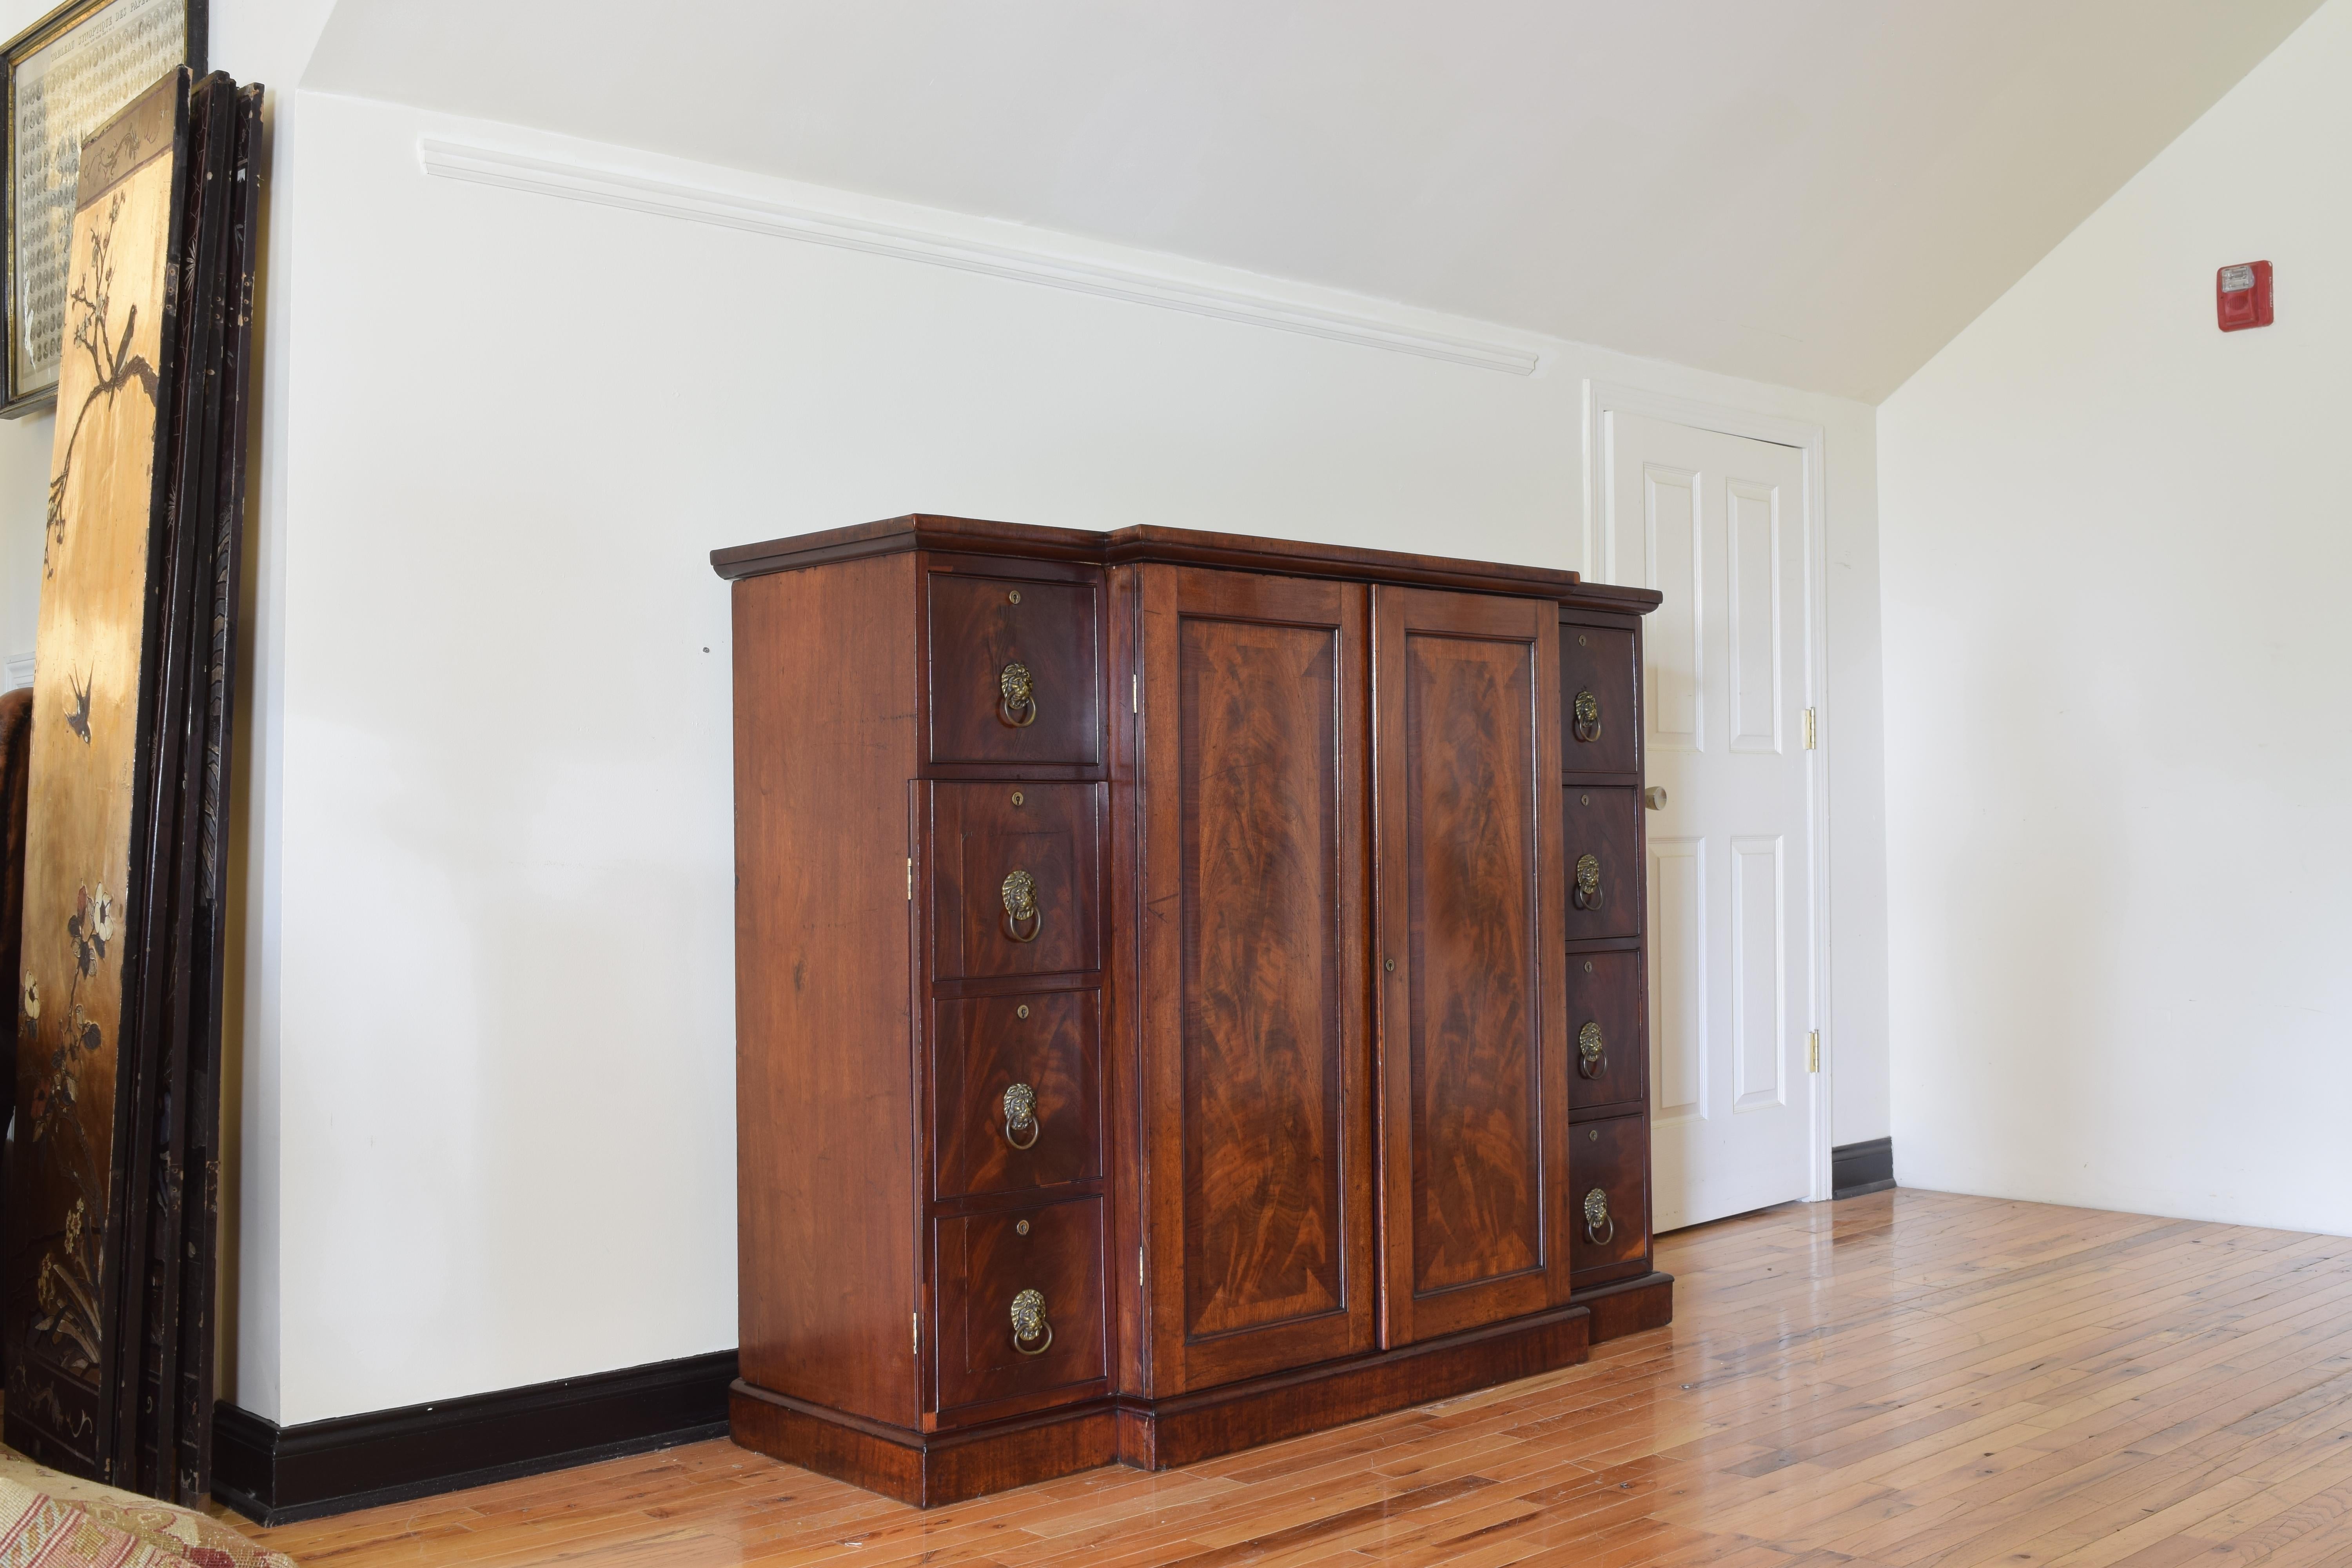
[{"left": 223, "top": 1192, "right": 2352, "bottom": 1566}]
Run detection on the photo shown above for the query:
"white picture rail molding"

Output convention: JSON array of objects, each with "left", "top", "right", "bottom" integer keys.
[{"left": 417, "top": 139, "right": 1543, "bottom": 377}]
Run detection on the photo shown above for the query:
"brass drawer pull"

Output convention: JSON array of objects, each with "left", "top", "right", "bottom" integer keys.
[
  {"left": 1002, "top": 1082, "right": 1040, "bottom": 1149},
  {"left": 1577, "top": 1021, "right": 1605, "bottom": 1080},
  {"left": 1572, "top": 688, "right": 1602, "bottom": 744},
  {"left": 1573, "top": 853, "right": 1603, "bottom": 911},
  {"left": 1583, "top": 1187, "right": 1615, "bottom": 1247},
  {"left": 1011, "top": 1287, "right": 1053, "bottom": 1355},
  {"left": 1001, "top": 869, "right": 1043, "bottom": 942},
  {"left": 998, "top": 662, "right": 1039, "bottom": 728}
]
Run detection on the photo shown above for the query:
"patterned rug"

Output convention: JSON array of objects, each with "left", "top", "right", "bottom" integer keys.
[{"left": 0, "top": 1451, "right": 292, "bottom": 1568}]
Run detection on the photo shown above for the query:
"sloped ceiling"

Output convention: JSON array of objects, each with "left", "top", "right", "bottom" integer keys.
[{"left": 304, "top": 0, "right": 2324, "bottom": 401}]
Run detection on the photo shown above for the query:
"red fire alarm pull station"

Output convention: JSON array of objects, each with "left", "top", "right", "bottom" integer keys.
[{"left": 2218, "top": 261, "right": 2273, "bottom": 331}]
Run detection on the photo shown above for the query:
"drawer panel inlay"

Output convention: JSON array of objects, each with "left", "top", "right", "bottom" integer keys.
[
  {"left": 929, "top": 783, "right": 1103, "bottom": 979},
  {"left": 933, "top": 991, "right": 1102, "bottom": 1199},
  {"left": 927, "top": 571, "right": 1101, "bottom": 766},
  {"left": 1571, "top": 1112, "right": 1651, "bottom": 1282},
  {"left": 1560, "top": 624, "right": 1639, "bottom": 777},
  {"left": 1561, "top": 786, "right": 1641, "bottom": 942},
  {"left": 1567, "top": 951, "right": 1645, "bottom": 1112},
  {"left": 933, "top": 1195, "right": 1106, "bottom": 1415}
]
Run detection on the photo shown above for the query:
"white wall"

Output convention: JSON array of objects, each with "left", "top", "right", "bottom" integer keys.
[
  {"left": 0, "top": 0, "right": 62, "bottom": 679},
  {"left": 230, "top": 89, "right": 1891, "bottom": 1425},
  {"left": 0, "top": 415, "right": 46, "bottom": 685},
  {"left": 0, "top": 36, "right": 1890, "bottom": 1422},
  {"left": 1879, "top": 0, "right": 2352, "bottom": 1232}
]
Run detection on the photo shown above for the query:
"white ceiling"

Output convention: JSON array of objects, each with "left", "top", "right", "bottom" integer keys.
[{"left": 304, "top": 0, "right": 2323, "bottom": 401}]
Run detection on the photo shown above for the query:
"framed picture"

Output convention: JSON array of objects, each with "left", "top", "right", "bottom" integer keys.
[{"left": 0, "top": 0, "right": 203, "bottom": 418}]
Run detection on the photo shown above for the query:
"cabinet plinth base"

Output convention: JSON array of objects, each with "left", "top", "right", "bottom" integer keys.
[
  {"left": 729, "top": 1382, "right": 1115, "bottom": 1508},
  {"left": 1574, "top": 1270, "right": 1676, "bottom": 1344},
  {"left": 732, "top": 1297, "right": 1632, "bottom": 1507}
]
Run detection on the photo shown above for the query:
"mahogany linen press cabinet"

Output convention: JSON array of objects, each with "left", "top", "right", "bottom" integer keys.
[{"left": 713, "top": 515, "right": 1669, "bottom": 1505}]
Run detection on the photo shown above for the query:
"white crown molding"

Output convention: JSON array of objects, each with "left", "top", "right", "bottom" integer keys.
[
  {"left": 4, "top": 652, "right": 32, "bottom": 690},
  {"left": 417, "top": 139, "right": 1542, "bottom": 377}
]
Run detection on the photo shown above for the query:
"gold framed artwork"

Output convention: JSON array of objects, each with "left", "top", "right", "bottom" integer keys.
[{"left": 1, "top": 0, "right": 204, "bottom": 417}]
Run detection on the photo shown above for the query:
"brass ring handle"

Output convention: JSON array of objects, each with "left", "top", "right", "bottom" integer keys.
[
  {"left": 1011, "top": 1287, "right": 1053, "bottom": 1355},
  {"left": 1572, "top": 853, "right": 1603, "bottom": 912},
  {"left": 998, "top": 662, "right": 1039, "bottom": 728},
  {"left": 1577, "top": 1021, "right": 1605, "bottom": 1080},
  {"left": 1583, "top": 1187, "right": 1614, "bottom": 1247},
  {"left": 1002, "top": 1082, "right": 1040, "bottom": 1149},
  {"left": 1572, "top": 688, "right": 1602, "bottom": 744},
  {"left": 1001, "top": 869, "right": 1043, "bottom": 942}
]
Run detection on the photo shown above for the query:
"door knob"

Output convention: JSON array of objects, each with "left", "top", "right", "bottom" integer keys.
[{"left": 1644, "top": 786, "right": 1668, "bottom": 811}]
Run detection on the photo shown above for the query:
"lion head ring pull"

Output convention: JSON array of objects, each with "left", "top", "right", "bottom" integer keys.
[
  {"left": 1583, "top": 1187, "right": 1614, "bottom": 1247},
  {"left": 1573, "top": 853, "right": 1603, "bottom": 911},
  {"left": 1572, "top": 688, "right": 1602, "bottom": 744},
  {"left": 1002, "top": 1082, "right": 1040, "bottom": 1149},
  {"left": 998, "top": 662, "right": 1038, "bottom": 728},
  {"left": 1001, "top": 868, "right": 1042, "bottom": 942},
  {"left": 1577, "top": 1021, "right": 1606, "bottom": 1080},
  {"left": 1010, "top": 1287, "right": 1053, "bottom": 1355}
]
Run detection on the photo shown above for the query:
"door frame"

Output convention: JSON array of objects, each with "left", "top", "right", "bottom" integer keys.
[{"left": 1580, "top": 380, "right": 1834, "bottom": 1207}]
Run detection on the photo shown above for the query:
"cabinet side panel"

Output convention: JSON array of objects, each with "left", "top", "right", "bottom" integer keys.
[{"left": 733, "top": 554, "right": 918, "bottom": 1427}]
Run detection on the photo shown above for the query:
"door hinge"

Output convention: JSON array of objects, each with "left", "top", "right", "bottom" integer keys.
[
  {"left": 913, "top": 1311, "right": 921, "bottom": 1356},
  {"left": 906, "top": 857, "right": 913, "bottom": 901},
  {"left": 1808, "top": 1030, "right": 1821, "bottom": 1073},
  {"left": 1138, "top": 1245, "right": 1145, "bottom": 1287},
  {"left": 1803, "top": 707, "right": 1818, "bottom": 750},
  {"left": 1132, "top": 674, "right": 1139, "bottom": 714}
]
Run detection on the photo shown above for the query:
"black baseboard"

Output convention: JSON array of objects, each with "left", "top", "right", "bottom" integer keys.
[
  {"left": 1832, "top": 1137, "right": 1896, "bottom": 1200},
  {"left": 212, "top": 1348, "right": 737, "bottom": 1526}
]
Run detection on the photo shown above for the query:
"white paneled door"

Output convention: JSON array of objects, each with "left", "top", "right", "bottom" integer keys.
[{"left": 1599, "top": 412, "right": 1814, "bottom": 1231}]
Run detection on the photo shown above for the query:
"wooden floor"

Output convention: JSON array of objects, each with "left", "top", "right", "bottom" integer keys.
[{"left": 234, "top": 1189, "right": 2352, "bottom": 1566}]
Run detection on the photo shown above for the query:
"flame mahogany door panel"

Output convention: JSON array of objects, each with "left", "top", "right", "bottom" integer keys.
[
  {"left": 1135, "top": 566, "right": 1377, "bottom": 1393},
  {"left": 1372, "top": 587, "right": 1572, "bottom": 1345}
]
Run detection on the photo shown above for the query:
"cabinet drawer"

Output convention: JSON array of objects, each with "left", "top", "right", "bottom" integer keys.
[
  {"left": 927, "top": 568, "right": 1102, "bottom": 767},
  {"left": 928, "top": 783, "right": 1103, "bottom": 980},
  {"left": 1571, "top": 1113, "right": 1650, "bottom": 1283},
  {"left": 933, "top": 1196, "right": 1107, "bottom": 1416},
  {"left": 1562, "top": 786, "right": 1641, "bottom": 942},
  {"left": 1560, "top": 624, "right": 1638, "bottom": 777},
  {"left": 933, "top": 991, "right": 1102, "bottom": 1200},
  {"left": 1567, "top": 951, "right": 1644, "bottom": 1112}
]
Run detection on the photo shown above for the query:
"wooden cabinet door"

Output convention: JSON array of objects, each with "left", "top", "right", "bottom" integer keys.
[
  {"left": 1136, "top": 567, "right": 1377, "bottom": 1392},
  {"left": 1373, "top": 587, "right": 1571, "bottom": 1344}
]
